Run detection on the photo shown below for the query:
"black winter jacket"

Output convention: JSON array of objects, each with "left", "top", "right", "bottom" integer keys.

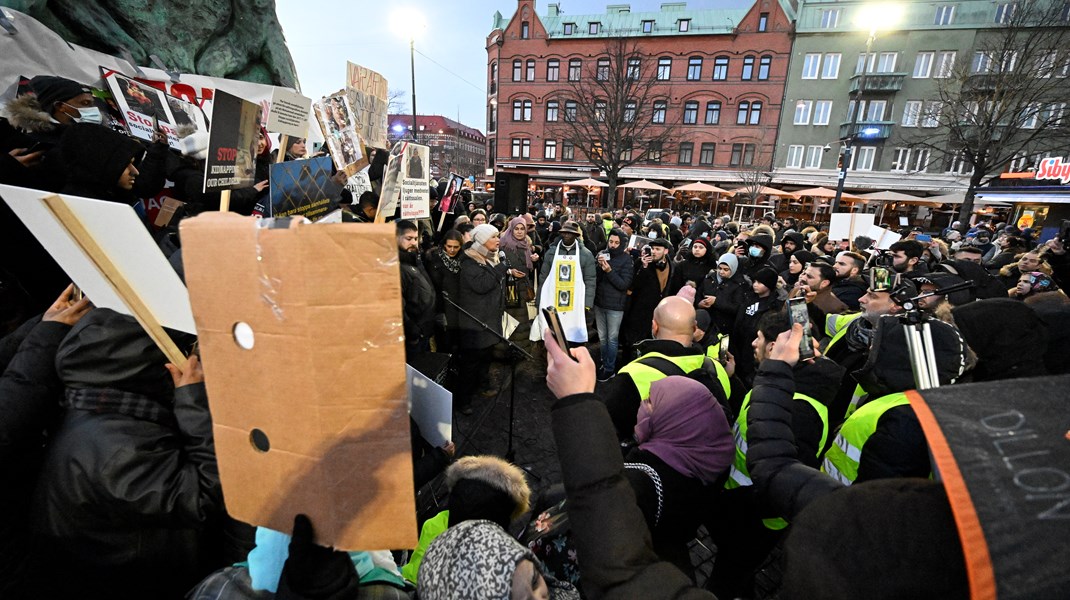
[
  {"left": 594, "top": 249, "right": 635, "bottom": 311},
  {"left": 831, "top": 276, "right": 867, "bottom": 311},
  {"left": 457, "top": 250, "right": 508, "bottom": 349},
  {"left": 398, "top": 250, "right": 437, "bottom": 343},
  {"left": 697, "top": 272, "right": 748, "bottom": 337}
]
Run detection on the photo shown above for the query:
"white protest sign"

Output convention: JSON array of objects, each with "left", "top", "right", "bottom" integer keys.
[
  {"left": 829, "top": 213, "right": 875, "bottom": 242},
  {"left": 267, "top": 88, "right": 312, "bottom": 138},
  {"left": 400, "top": 143, "right": 431, "bottom": 219},
  {"left": 0, "top": 184, "right": 196, "bottom": 334},
  {"left": 868, "top": 225, "right": 902, "bottom": 250},
  {"left": 406, "top": 365, "right": 452, "bottom": 448}
]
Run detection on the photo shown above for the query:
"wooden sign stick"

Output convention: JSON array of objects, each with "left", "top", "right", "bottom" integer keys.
[
  {"left": 275, "top": 134, "right": 289, "bottom": 164},
  {"left": 42, "top": 195, "right": 187, "bottom": 367},
  {"left": 220, "top": 189, "right": 231, "bottom": 213}
]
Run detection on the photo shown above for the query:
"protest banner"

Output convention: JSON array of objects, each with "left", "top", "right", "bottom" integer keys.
[
  {"left": 829, "top": 212, "right": 875, "bottom": 243},
  {"left": 376, "top": 141, "right": 406, "bottom": 222},
  {"left": 345, "top": 62, "right": 389, "bottom": 150},
  {"left": 180, "top": 213, "right": 417, "bottom": 550},
  {"left": 313, "top": 94, "right": 369, "bottom": 178},
  {"left": 400, "top": 144, "right": 431, "bottom": 220},
  {"left": 867, "top": 224, "right": 902, "bottom": 250},
  {"left": 260, "top": 156, "right": 342, "bottom": 219},
  {"left": 203, "top": 90, "right": 261, "bottom": 196},
  {"left": 436, "top": 172, "right": 465, "bottom": 231},
  {"left": 0, "top": 184, "right": 195, "bottom": 364},
  {"left": 101, "top": 69, "right": 209, "bottom": 151},
  {"left": 266, "top": 87, "right": 311, "bottom": 139}
]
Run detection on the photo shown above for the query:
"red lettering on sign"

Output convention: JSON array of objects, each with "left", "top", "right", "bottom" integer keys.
[{"left": 217, "top": 148, "right": 238, "bottom": 161}]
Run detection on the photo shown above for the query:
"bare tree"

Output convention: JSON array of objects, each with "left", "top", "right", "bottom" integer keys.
[
  {"left": 732, "top": 136, "right": 775, "bottom": 205},
  {"left": 904, "top": 0, "right": 1070, "bottom": 228},
  {"left": 388, "top": 88, "right": 408, "bottom": 115},
  {"left": 546, "top": 38, "right": 682, "bottom": 208}
]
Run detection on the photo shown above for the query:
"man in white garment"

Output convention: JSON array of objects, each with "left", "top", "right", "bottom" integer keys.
[{"left": 533, "top": 221, "right": 597, "bottom": 344}]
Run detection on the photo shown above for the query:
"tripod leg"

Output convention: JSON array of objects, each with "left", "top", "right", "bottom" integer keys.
[
  {"left": 904, "top": 324, "right": 931, "bottom": 390},
  {"left": 919, "top": 322, "right": 942, "bottom": 389}
]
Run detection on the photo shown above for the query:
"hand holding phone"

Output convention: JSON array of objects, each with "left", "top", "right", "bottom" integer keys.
[
  {"left": 787, "top": 297, "right": 815, "bottom": 361},
  {"left": 543, "top": 307, "right": 578, "bottom": 362}
]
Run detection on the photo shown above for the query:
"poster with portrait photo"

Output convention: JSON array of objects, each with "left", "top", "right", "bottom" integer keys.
[
  {"left": 101, "top": 68, "right": 209, "bottom": 152},
  {"left": 203, "top": 90, "right": 261, "bottom": 192},
  {"left": 400, "top": 143, "right": 430, "bottom": 219},
  {"left": 313, "top": 94, "right": 369, "bottom": 178}
]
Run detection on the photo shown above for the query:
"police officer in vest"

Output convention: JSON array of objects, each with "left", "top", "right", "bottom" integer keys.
[
  {"left": 706, "top": 308, "right": 845, "bottom": 600},
  {"left": 822, "top": 315, "right": 967, "bottom": 486},
  {"left": 600, "top": 296, "right": 732, "bottom": 442}
]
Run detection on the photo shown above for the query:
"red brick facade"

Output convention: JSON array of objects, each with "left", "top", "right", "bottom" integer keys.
[{"left": 486, "top": 0, "right": 794, "bottom": 196}]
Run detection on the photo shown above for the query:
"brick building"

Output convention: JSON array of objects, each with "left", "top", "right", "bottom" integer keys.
[
  {"left": 486, "top": 0, "right": 795, "bottom": 206},
  {"left": 387, "top": 114, "right": 487, "bottom": 181}
]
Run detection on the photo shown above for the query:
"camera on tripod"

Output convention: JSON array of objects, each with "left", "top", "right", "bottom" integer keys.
[{"left": 868, "top": 248, "right": 895, "bottom": 268}]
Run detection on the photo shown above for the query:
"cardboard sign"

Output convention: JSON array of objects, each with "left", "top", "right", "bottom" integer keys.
[
  {"left": 829, "top": 212, "right": 876, "bottom": 242},
  {"left": 345, "top": 62, "right": 389, "bottom": 150},
  {"left": 266, "top": 87, "right": 312, "bottom": 139},
  {"left": 102, "top": 69, "right": 210, "bottom": 151},
  {"left": 909, "top": 375, "right": 1070, "bottom": 599},
  {"left": 313, "top": 94, "right": 369, "bottom": 178},
  {"left": 179, "top": 213, "right": 416, "bottom": 550},
  {"left": 406, "top": 365, "right": 452, "bottom": 448},
  {"left": 260, "top": 156, "right": 342, "bottom": 219},
  {"left": 203, "top": 90, "right": 262, "bottom": 192}
]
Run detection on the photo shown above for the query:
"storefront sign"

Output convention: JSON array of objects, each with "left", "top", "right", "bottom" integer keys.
[{"left": 1036, "top": 156, "right": 1070, "bottom": 184}]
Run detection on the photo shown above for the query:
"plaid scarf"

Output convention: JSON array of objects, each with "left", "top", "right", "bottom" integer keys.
[{"left": 63, "top": 387, "right": 176, "bottom": 428}]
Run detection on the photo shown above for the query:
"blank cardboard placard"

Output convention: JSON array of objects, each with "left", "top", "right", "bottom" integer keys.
[
  {"left": 829, "top": 212, "right": 875, "bottom": 242},
  {"left": 179, "top": 213, "right": 416, "bottom": 550},
  {"left": 0, "top": 184, "right": 196, "bottom": 334},
  {"left": 406, "top": 365, "right": 452, "bottom": 448}
]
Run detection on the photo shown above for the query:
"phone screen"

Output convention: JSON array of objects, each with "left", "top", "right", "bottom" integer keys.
[
  {"left": 916, "top": 233, "right": 932, "bottom": 243},
  {"left": 718, "top": 335, "right": 730, "bottom": 363},
  {"left": 787, "top": 297, "right": 815, "bottom": 360},
  {"left": 543, "top": 307, "right": 578, "bottom": 362}
]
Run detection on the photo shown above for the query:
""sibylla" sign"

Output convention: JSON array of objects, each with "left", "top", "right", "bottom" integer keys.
[{"left": 1036, "top": 156, "right": 1070, "bottom": 184}]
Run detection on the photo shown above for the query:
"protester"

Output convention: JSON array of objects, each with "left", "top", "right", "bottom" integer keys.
[
  {"left": 536, "top": 221, "right": 596, "bottom": 345},
  {"left": 620, "top": 238, "right": 674, "bottom": 351},
  {"left": 696, "top": 253, "right": 748, "bottom": 338},
  {"left": 454, "top": 224, "right": 509, "bottom": 414},
  {"left": 669, "top": 236, "right": 716, "bottom": 295},
  {"left": 426, "top": 230, "right": 464, "bottom": 351},
  {"left": 731, "top": 266, "right": 783, "bottom": 386},
  {"left": 501, "top": 216, "right": 537, "bottom": 316},
  {"left": 397, "top": 220, "right": 436, "bottom": 356},
  {"left": 593, "top": 228, "right": 635, "bottom": 378}
]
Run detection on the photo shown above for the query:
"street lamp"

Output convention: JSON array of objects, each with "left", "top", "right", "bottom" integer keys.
[
  {"left": 391, "top": 8, "right": 427, "bottom": 143},
  {"left": 831, "top": 3, "right": 903, "bottom": 213}
]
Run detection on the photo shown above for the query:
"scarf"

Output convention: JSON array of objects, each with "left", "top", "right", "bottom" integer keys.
[
  {"left": 465, "top": 246, "right": 498, "bottom": 266},
  {"left": 634, "top": 377, "right": 734, "bottom": 485},
  {"left": 500, "top": 216, "right": 533, "bottom": 270},
  {"left": 63, "top": 387, "right": 177, "bottom": 428},
  {"left": 438, "top": 248, "right": 461, "bottom": 274}
]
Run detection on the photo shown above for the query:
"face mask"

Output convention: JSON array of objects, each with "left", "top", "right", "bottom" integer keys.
[
  {"left": 65, "top": 103, "right": 103, "bottom": 125},
  {"left": 748, "top": 246, "right": 762, "bottom": 258}
]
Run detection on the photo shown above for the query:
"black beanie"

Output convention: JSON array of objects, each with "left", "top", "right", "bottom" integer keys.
[
  {"left": 753, "top": 266, "right": 779, "bottom": 292},
  {"left": 29, "top": 75, "right": 91, "bottom": 111}
]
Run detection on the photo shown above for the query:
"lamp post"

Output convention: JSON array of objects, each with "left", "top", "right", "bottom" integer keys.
[
  {"left": 392, "top": 9, "right": 426, "bottom": 144},
  {"left": 831, "top": 4, "right": 902, "bottom": 213}
]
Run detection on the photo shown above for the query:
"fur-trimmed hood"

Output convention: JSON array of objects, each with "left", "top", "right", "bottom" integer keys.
[
  {"left": 3, "top": 93, "right": 59, "bottom": 134},
  {"left": 446, "top": 455, "right": 531, "bottom": 518}
]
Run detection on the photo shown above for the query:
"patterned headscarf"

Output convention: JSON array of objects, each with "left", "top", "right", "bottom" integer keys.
[{"left": 418, "top": 520, "right": 579, "bottom": 600}]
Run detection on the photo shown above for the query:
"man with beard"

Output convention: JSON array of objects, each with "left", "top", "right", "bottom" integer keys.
[
  {"left": 621, "top": 238, "right": 675, "bottom": 354},
  {"left": 536, "top": 221, "right": 596, "bottom": 344},
  {"left": 397, "top": 220, "right": 436, "bottom": 356},
  {"left": 593, "top": 229, "right": 635, "bottom": 378},
  {"left": 888, "top": 240, "right": 927, "bottom": 275},
  {"left": 767, "top": 232, "right": 804, "bottom": 273},
  {"left": 831, "top": 251, "right": 868, "bottom": 310}
]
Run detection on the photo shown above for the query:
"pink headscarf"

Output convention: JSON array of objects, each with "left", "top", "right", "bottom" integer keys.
[
  {"left": 634, "top": 376, "right": 734, "bottom": 485},
  {"left": 500, "top": 216, "right": 533, "bottom": 270}
]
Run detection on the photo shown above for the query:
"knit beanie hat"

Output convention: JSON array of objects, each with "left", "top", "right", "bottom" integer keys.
[
  {"left": 753, "top": 266, "right": 779, "bottom": 291},
  {"left": 471, "top": 224, "right": 499, "bottom": 256},
  {"left": 29, "top": 75, "right": 91, "bottom": 110}
]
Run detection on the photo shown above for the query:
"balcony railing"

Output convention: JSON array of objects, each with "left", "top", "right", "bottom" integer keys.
[
  {"left": 839, "top": 120, "right": 896, "bottom": 140},
  {"left": 848, "top": 72, "right": 907, "bottom": 93}
]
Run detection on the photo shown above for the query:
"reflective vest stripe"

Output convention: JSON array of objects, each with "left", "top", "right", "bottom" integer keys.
[
  {"left": 704, "top": 342, "right": 733, "bottom": 399},
  {"left": 824, "top": 313, "right": 862, "bottom": 354},
  {"left": 821, "top": 392, "right": 911, "bottom": 486},
  {"left": 822, "top": 458, "right": 853, "bottom": 486},
  {"left": 843, "top": 384, "right": 868, "bottom": 421},
  {"left": 619, "top": 352, "right": 711, "bottom": 400}
]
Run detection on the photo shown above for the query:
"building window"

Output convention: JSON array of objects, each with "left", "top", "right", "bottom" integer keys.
[
  {"left": 914, "top": 52, "right": 934, "bottom": 78},
  {"left": 945, "top": 151, "right": 971, "bottom": 174},
  {"left": 512, "top": 59, "right": 521, "bottom": 81},
  {"left": 547, "top": 59, "right": 560, "bottom": 81},
  {"left": 489, "top": 105, "right": 497, "bottom": 131},
  {"left": 822, "top": 53, "right": 841, "bottom": 79},
  {"left": 737, "top": 100, "right": 762, "bottom": 125},
  {"left": 688, "top": 57, "right": 703, "bottom": 80},
  {"left": 922, "top": 101, "right": 942, "bottom": 127},
  {"left": 562, "top": 141, "right": 574, "bottom": 160},
  {"left": 544, "top": 140, "right": 557, "bottom": 160},
  {"left": 589, "top": 21, "right": 600, "bottom": 34},
  {"left": 902, "top": 100, "right": 922, "bottom": 127},
  {"left": 758, "top": 12, "right": 769, "bottom": 31},
  {"left": 683, "top": 101, "right": 699, "bottom": 124},
  {"left": 526, "top": 59, "right": 535, "bottom": 81},
  {"left": 713, "top": 56, "right": 729, "bottom": 80},
  {"left": 642, "top": 19, "right": 654, "bottom": 33},
  {"left": 679, "top": 19, "right": 691, "bottom": 32},
  {"left": 758, "top": 56, "right": 772, "bottom": 80},
  {"left": 742, "top": 56, "right": 755, "bottom": 80},
  {"left": 620, "top": 140, "right": 633, "bottom": 161},
  {"left": 657, "top": 57, "right": 672, "bottom": 80},
  {"left": 786, "top": 145, "right": 804, "bottom": 168},
  {"left": 731, "top": 143, "right": 755, "bottom": 166},
  {"left": 521, "top": 21, "right": 530, "bottom": 38},
  {"left": 546, "top": 100, "right": 559, "bottom": 122},
  {"left": 935, "top": 5, "right": 955, "bottom": 25},
  {"left": 511, "top": 138, "right": 530, "bottom": 159},
  {"left": 804, "top": 145, "right": 823, "bottom": 169},
  {"left": 568, "top": 59, "right": 582, "bottom": 81},
  {"left": 802, "top": 53, "right": 821, "bottom": 79},
  {"left": 820, "top": 9, "right": 840, "bottom": 28},
  {"left": 512, "top": 99, "right": 532, "bottom": 121},
  {"left": 624, "top": 100, "right": 637, "bottom": 122},
  {"left": 878, "top": 52, "right": 898, "bottom": 73},
  {"left": 627, "top": 58, "right": 641, "bottom": 80},
  {"left": 705, "top": 101, "right": 721, "bottom": 124},
  {"left": 794, "top": 100, "right": 813, "bottom": 125},
  {"left": 700, "top": 142, "right": 716, "bottom": 165},
  {"left": 564, "top": 100, "right": 577, "bottom": 122},
  {"left": 595, "top": 100, "right": 607, "bottom": 122},
  {"left": 490, "top": 62, "right": 497, "bottom": 93},
  {"left": 935, "top": 51, "right": 956, "bottom": 78},
  {"left": 972, "top": 52, "right": 993, "bottom": 74},
  {"left": 678, "top": 142, "right": 693, "bottom": 164},
  {"left": 1022, "top": 103, "right": 1040, "bottom": 128},
  {"left": 866, "top": 99, "right": 887, "bottom": 120},
  {"left": 852, "top": 146, "right": 875, "bottom": 171},
  {"left": 647, "top": 141, "right": 663, "bottom": 163},
  {"left": 995, "top": 2, "right": 1016, "bottom": 23},
  {"left": 488, "top": 139, "right": 496, "bottom": 168},
  {"left": 891, "top": 147, "right": 911, "bottom": 171},
  {"left": 563, "top": 22, "right": 575, "bottom": 35},
  {"left": 813, "top": 100, "right": 832, "bottom": 125},
  {"left": 652, "top": 100, "right": 667, "bottom": 123},
  {"left": 912, "top": 148, "right": 932, "bottom": 171},
  {"left": 590, "top": 59, "right": 607, "bottom": 81}
]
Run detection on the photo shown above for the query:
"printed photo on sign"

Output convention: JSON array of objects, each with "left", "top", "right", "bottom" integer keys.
[
  {"left": 101, "top": 69, "right": 209, "bottom": 152},
  {"left": 558, "top": 264, "right": 572, "bottom": 282},
  {"left": 557, "top": 290, "right": 572, "bottom": 309},
  {"left": 260, "top": 156, "right": 342, "bottom": 219},
  {"left": 203, "top": 90, "right": 261, "bottom": 192},
  {"left": 378, "top": 142, "right": 407, "bottom": 217},
  {"left": 313, "top": 94, "right": 369, "bottom": 177},
  {"left": 399, "top": 144, "right": 431, "bottom": 220}
]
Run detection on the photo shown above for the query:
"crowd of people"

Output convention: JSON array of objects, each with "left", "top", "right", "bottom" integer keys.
[{"left": 1, "top": 73, "right": 1068, "bottom": 599}]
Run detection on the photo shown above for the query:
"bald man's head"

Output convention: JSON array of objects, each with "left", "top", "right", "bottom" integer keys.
[{"left": 652, "top": 297, "right": 697, "bottom": 344}]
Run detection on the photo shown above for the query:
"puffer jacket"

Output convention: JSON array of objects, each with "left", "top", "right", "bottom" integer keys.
[{"left": 457, "top": 249, "right": 508, "bottom": 349}]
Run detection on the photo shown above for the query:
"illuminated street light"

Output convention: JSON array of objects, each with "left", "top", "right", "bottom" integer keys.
[{"left": 391, "top": 8, "right": 427, "bottom": 143}]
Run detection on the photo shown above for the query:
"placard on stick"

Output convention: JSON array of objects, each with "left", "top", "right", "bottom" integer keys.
[
  {"left": 101, "top": 69, "right": 209, "bottom": 151},
  {"left": 828, "top": 212, "right": 876, "bottom": 243},
  {"left": 313, "top": 94, "right": 369, "bottom": 178},
  {"left": 266, "top": 88, "right": 312, "bottom": 139},
  {"left": 179, "top": 213, "right": 416, "bottom": 550},
  {"left": 203, "top": 90, "right": 262, "bottom": 193},
  {"left": 259, "top": 156, "right": 342, "bottom": 219}
]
